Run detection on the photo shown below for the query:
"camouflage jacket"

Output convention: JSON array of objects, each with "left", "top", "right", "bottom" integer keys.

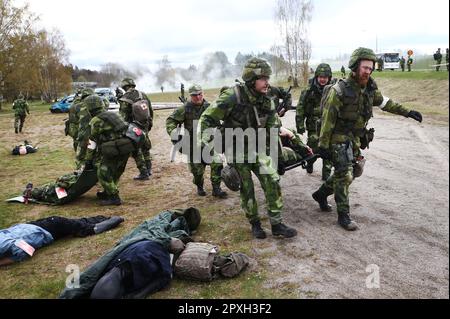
[
  {"left": 85, "top": 112, "right": 127, "bottom": 161},
  {"left": 199, "top": 84, "right": 279, "bottom": 160},
  {"left": 118, "top": 88, "right": 153, "bottom": 131},
  {"left": 296, "top": 78, "right": 336, "bottom": 133},
  {"left": 13, "top": 99, "right": 29, "bottom": 116},
  {"left": 166, "top": 100, "right": 210, "bottom": 138},
  {"left": 319, "top": 75, "right": 410, "bottom": 150}
]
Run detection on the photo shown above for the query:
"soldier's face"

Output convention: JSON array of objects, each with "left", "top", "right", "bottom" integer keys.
[
  {"left": 356, "top": 60, "right": 373, "bottom": 86},
  {"left": 254, "top": 76, "right": 270, "bottom": 95},
  {"left": 190, "top": 92, "right": 204, "bottom": 106},
  {"left": 317, "top": 76, "right": 329, "bottom": 86}
]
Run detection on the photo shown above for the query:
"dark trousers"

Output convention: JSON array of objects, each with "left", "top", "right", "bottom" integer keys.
[{"left": 29, "top": 215, "right": 108, "bottom": 240}]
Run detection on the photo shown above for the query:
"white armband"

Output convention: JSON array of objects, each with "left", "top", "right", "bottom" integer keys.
[
  {"left": 87, "top": 139, "right": 97, "bottom": 150},
  {"left": 379, "top": 96, "right": 390, "bottom": 109}
]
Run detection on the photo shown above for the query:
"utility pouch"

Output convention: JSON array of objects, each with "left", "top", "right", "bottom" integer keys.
[
  {"left": 360, "top": 128, "right": 375, "bottom": 150},
  {"left": 101, "top": 140, "right": 120, "bottom": 158},
  {"left": 333, "top": 141, "right": 353, "bottom": 173},
  {"left": 125, "top": 122, "right": 145, "bottom": 147},
  {"left": 115, "top": 137, "right": 135, "bottom": 156}
]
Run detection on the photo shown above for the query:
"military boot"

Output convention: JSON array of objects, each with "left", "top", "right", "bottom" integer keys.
[
  {"left": 271, "top": 223, "right": 297, "bottom": 238},
  {"left": 312, "top": 189, "right": 333, "bottom": 212},
  {"left": 133, "top": 170, "right": 150, "bottom": 180},
  {"left": 337, "top": 212, "right": 358, "bottom": 231},
  {"left": 306, "top": 162, "right": 314, "bottom": 174},
  {"left": 19, "top": 124, "right": 23, "bottom": 133},
  {"left": 96, "top": 191, "right": 108, "bottom": 200},
  {"left": 212, "top": 185, "right": 227, "bottom": 198},
  {"left": 196, "top": 184, "right": 206, "bottom": 196},
  {"left": 15, "top": 127, "right": 18, "bottom": 134},
  {"left": 145, "top": 160, "right": 152, "bottom": 176},
  {"left": 100, "top": 194, "right": 122, "bottom": 206},
  {"left": 250, "top": 220, "right": 266, "bottom": 239}
]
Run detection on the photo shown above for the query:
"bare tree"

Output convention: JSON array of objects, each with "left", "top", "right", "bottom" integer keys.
[{"left": 275, "top": 0, "right": 313, "bottom": 87}]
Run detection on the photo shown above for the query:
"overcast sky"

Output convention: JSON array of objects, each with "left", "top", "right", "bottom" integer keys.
[{"left": 19, "top": 0, "right": 449, "bottom": 71}]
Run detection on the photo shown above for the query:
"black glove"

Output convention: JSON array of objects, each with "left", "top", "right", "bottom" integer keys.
[
  {"left": 407, "top": 110, "right": 422, "bottom": 123},
  {"left": 84, "top": 160, "right": 94, "bottom": 171},
  {"left": 297, "top": 127, "right": 306, "bottom": 135},
  {"left": 317, "top": 147, "right": 332, "bottom": 160}
]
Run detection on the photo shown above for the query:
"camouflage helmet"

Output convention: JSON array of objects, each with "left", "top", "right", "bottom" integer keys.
[
  {"left": 81, "top": 88, "right": 94, "bottom": 98},
  {"left": 18, "top": 93, "right": 24, "bottom": 99},
  {"left": 348, "top": 47, "right": 377, "bottom": 71},
  {"left": 221, "top": 165, "right": 241, "bottom": 191},
  {"left": 121, "top": 78, "right": 136, "bottom": 89},
  {"left": 242, "top": 57, "right": 272, "bottom": 82},
  {"left": 315, "top": 63, "right": 332, "bottom": 78},
  {"left": 84, "top": 95, "right": 105, "bottom": 115},
  {"left": 188, "top": 84, "right": 202, "bottom": 95}
]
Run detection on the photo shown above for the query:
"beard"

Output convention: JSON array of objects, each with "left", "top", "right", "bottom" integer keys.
[{"left": 355, "top": 71, "right": 370, "bottom": 86}]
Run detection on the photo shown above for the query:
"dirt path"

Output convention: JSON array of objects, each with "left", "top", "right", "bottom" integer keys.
[{"left": 257, "top": 110, "right": 449, "bottom": 298}]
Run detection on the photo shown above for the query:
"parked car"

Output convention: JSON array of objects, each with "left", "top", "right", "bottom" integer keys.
[
  {"left": 95, "top": 88, "right": 117, "bottom": 103},
  {"left": 50, "top": 94, "right": 76, "bottom": 113}
]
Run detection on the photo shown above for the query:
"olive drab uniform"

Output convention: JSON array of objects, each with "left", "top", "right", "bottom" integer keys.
[
  {"left": 119, "top": 88, "right": 153, "bottom": 179},
  {"left": 86, "top": 107, "right": 130, "bottom": 201},
  {"left": 315, "top": 75, "right": 413, "bottom": 228},
  {"left": 13, "top": 96, "right": 30, "bottom": 133},
  {"left": 200, "top": 84, "right": 284, "bottom": 226},
  {"left": 296, "top": 77, "right": 334, "bottom": 180},
  {"left": 166, "top": 99, "right": 224, "bottom": 189}
]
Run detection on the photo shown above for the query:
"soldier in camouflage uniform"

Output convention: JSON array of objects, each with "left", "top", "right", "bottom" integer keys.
[
  {"left": 433, "top": 48, "right": 442, "bottom": 71},
  {"left": 75, "top": 88, "right": 96, "bottom": 169},
  {"left": 84, "top": 95, "right": 132, "bottom": 206},
  {"left": 407, "top": 55, "right": 413, "bottom": 72},
  {"left": 66, "top": 88, "right": 83, "bottom": 151},
  {"left": 341, "top": 65, "right": 346, "bottom": 78},
  {"left": 118, "top": 78, "right": 153, "bottom": 181},
  {"left": 199, "top": 57, "right": 297, "bottom": 239},
  {"left": 166, "top": 84, "right": 227, "bottom": 198},
  {"left": 312, "top": 47, "right": 423, "bottom": 231},
  {"left": 296, "top": 63, "right": 334, "bottom": 180},
  {"left": 12, "top": 94, "right": 30, "bottom": 134},
  {"left": 446, "top": 48, "right": 449, "bottom": 72},
  {"left": 400, "top": 56, "right": 406, "bottom": 72}
]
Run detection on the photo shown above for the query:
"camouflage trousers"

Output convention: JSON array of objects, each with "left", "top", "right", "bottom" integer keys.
[
  {"left": 306, "top": 130, "right": 333, "bottom": 179},
  {"left": 316, "top": 142, "right": 359, "bottom": 214},
  {"left": 188, "top": 153, "right": 223, "bottom": 187},
  {"left": 234, "top": 154, "right": 283, "bottom": 225},
  {"left": 97, "top": 155, "right": 129, "bottom": 196},
  {"left": 132, "top": 133, "right": 152, "bottom": 174},
  {"left": 75, "top": 139, "right": 88, "bottom": 169},
  {"left": 14, "top": 114, "right": 26, "bottom": 132}
]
